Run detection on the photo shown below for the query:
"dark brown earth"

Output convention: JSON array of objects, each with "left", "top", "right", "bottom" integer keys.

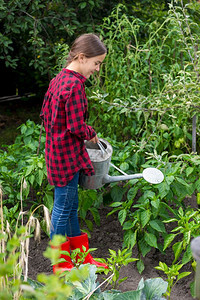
[{"left": 28, "top": 205, "right": 194, "bottom": 299}]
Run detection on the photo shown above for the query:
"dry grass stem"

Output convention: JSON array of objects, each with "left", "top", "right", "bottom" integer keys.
[
  {"left": 28, "top": 215, "right": 36, "bottom": 229},
  {"left": 35, "top": 218, "right": 41, "bottom": 243},
  {"left": 20, "top": 235, "right": 30, "bottom": 282},
  {"left": 22, "top": 179, "right": 27, "bottom": 190},
  {"left": 20, "top": 177, "right": 28, "bottom": 227},
  {"left": 43, "top": 205, "right": 51, "bottom": 234},
  {"left": 5, "top": 220, "right": 11, "bottom": 239}
]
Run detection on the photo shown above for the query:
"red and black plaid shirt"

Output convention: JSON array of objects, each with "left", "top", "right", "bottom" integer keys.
[{"left": 40, "top": 68, "right": 96, "bottom": 187}]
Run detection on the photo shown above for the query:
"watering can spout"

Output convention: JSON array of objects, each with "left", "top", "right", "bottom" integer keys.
[
  {"left": 103, "top": 173, "right": 143, "bottom": 184},
  {"left": 102, "top": 168, "right": 164, "bottom": 185}
]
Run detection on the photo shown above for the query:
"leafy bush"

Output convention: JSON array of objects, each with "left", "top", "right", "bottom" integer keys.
[
  {"left": 88, "top": 2, "right": 200, "bottom": 153},
  {"left": 0, "top": 120, "right": 53, "bottom": 227},
  {"left": 106, "top": 139, "right": 200, "bottom": 272}
]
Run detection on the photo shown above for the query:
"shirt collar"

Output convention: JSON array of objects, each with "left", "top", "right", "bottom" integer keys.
[{"left": 63, "top": 68, "right": 87, "bottom": 83}]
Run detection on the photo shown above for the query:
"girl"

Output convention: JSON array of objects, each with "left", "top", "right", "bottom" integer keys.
[{"left": 40, "top": 33, "right": 108, "bottom": 272}]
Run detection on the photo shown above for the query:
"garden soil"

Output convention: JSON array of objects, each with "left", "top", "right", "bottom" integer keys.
[{"left": 28, "top": 205, "right": 194, "bottom": 300}]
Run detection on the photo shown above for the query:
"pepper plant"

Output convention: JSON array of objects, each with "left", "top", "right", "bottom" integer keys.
[
  {"left": 163, "top": 207, "right": 200, "bottom": 265},
  {"left": 0, "top": 120, "right": 53, "bottom": 228},
  {"left": 106, "top": 138, "right": 200, "bottom": 273},
  {"left": 155, "top": 261, "right": 191, "bottom": 300}
]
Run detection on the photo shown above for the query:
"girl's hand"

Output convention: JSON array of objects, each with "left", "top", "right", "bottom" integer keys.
[{"left": 89, "top": 135, "right": 99, "bottom": 143}]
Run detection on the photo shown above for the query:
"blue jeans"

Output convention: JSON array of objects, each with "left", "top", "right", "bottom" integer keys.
[{"left": 50, "top": 172, "right": 81, "bottom": 239}]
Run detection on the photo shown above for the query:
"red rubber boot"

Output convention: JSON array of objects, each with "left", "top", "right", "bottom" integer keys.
[
  {"left": 51, "top": 239, "right": 74, "bottom": 273},
  {"left": 68, "top": 233, "right": 108, "bottom": 269}
]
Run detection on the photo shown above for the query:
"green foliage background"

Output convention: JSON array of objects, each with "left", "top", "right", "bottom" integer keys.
[
  {"left": 0, "top": 0, "right": 182, "bottom": 94},
  {"left": 1, "top": 0, "right": 200, "bottom": 297}
]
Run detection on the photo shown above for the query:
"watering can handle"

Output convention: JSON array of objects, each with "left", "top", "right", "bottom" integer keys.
[{"left": 97, "top": 141, "right": 108, "bottom": 157}]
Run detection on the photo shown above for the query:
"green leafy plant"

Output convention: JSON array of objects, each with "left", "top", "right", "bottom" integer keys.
[
  {"left": 88, "top": 1, "right": 200, "bottom": 153},
  {"left": 78, "top": 188, "right": 103, "bottom": 233},
  {"left": 106, "top": 140, "right": 200, "bottom": 274},
  {"left": 163, "top": 207, "right": 200, "bottom": 265},
  {"left": 108, "top": 186, "right": 167, "bottom": 274},
  {"left": 103, "top": 248, "right": 138, "bottom": 289},
  {"left": 0, "top": 120, "right": 53, "bottom": 229},
  {"left": 155, "top": 261, "right": 191, "bottom": 300}
]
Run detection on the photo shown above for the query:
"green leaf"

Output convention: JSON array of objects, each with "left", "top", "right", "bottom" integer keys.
[
  {"left": 28, "top": 174, "right": 35, "bottom": 185},
  {"left": 38, "top": 161, "right": 43, "bottom": 169},
  {"left": 81, "top": 196, "right": 93, "bottom": 212},
  {"left": 143, "top": 190, "right": 155, "bottom": 200},
  {"left": 123, "top": 220, "right": 135, "bottom": 230},
  {"left": 140, "top": 210, "right": 151, "bottom": 228},
  {"left": 24, "top": 276, "right": 44, "bottom": 289},
  {"left": 107, "top": 207, "right": 121, "bottom": 216},
  {"left": 165, "top": 175, "right": 175, "bottom": 185},
  {"left": 1, "top": 166, "right": 8, "bottom": 172},
  {"left": 110, "top": 202, "right": 122, "bottom": 207},
  {"left": 142, "top": 277, "right": 168, "bottom": 299},
  {"left": 118, "top": 277, "right": 128, "bottom": 286},
  {"left": 186, "top": 167, "right": 194, "bottom": 177},
  {"left": 114, "top": 290, "right": 142, "bottom": 300},
  {"left": 123, "top": 230, "right": 137, "bottom": 249},
  {"left": 157, "top": 182, "right": 170, "bottom": 199},
  {"left": 182, "top": 245, "right": 192, "bottom": 264},
  {"left": 87, "top": 189, "right": 98, "bottom": 201},
  {"left": 37, "top": 169, "right": 44, "bottom": 186},
  {"left": 163, "top": 218, "right": 177, "bottom": 223},
  {"left": 195, "top": 179, "right": 200, "bottom": 192},
  {"left": 155, "top": 261, "right": 168, "bottom": 272},
  {"left": 190, "top": 281, "right": 195, "bottom": 298},
  {"left": 163, "top": 234, "right": 177, "bottom": 251},
  {"left": 111, "top": 186, "right": 124, "bottom": 202},
  {"left": 79, "top": 2, "right": 87, "bottom": 9},
  {"left": 138, "top": 238, "right": 151, "bottom": 257},
  {"left": 149, "top": 219, "right": 166, "bottom": 233},
  {"left": 144, "top": 232, "right": 158, "bottom": 248},
  {"left": 127, "top": 187, "right": 138, "bottom": 201},
  {"left": 20, "top": 124, "right": 26, "bottom": 134},
  {"left": 120, "top": 162, "right": 129, "bottom": 171},
  {"left": 118, "top": 209, "right": 127, "bottom": 225},
  {"left": 25, "top": 165, "right": 34, "bottom": 176},
  {"left": 44, "top": 191, "right": 54, "bottom": 211},
  {"left": 151, "top": 199, "right": 160, "bottom": 210},
  {"left": 176, "top": 177, "right": 189, "bottom": 186},
  {"left": 177, "top": 272, "right": 191, "bottom": 281},
  {"left": 172, "top": 241, "right": 183, "bottom": 263},
  {"left": 89, "top": 207, "right": 100, "bottom": 226},
  {"left": 137, "top": 259, "right": 145, "bottom": 274}
]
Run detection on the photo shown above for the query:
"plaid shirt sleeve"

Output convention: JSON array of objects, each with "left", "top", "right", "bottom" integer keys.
[{"left": 64, "top": 82, "right": 96, "bottom": 140}]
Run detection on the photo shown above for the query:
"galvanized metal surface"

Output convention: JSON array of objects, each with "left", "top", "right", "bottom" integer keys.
[
  {"left": 79, "top": 139, "right": 113, "bottom": 189},
  {"left": 191, "top": 237, "right": 200, "bottom": 299}
]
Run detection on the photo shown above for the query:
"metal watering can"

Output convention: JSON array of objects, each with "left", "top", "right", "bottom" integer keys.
[
  {"left": 191, "top": 237, "right": 200, "bottom": 299},
  {"left": 79, "top": 138, "right": 164, "bottom": 189}
]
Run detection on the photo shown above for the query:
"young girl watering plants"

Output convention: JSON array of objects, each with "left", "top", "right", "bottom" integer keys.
[{"left": 40, "top": 33, "right": 108, "bottom": 273}]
